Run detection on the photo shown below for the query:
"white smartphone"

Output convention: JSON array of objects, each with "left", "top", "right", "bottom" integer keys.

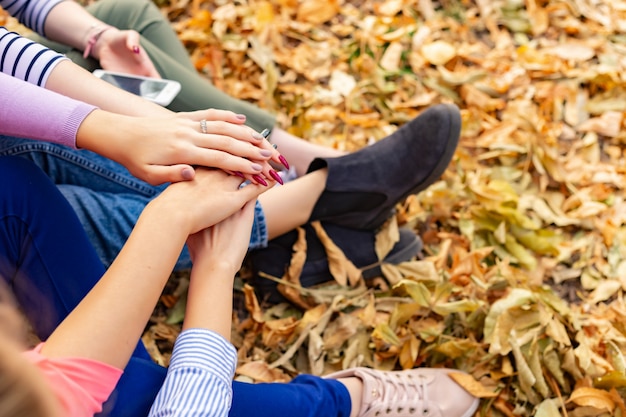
[{"left": 93, "top": 69, "right": 181, "bottom": 106}]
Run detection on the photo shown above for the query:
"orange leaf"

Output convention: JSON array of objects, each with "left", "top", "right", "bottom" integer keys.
[{"left": 296, "top": 0, "right": 339, "bottom": 24}]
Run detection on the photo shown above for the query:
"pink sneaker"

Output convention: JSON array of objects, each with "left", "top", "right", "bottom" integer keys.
[{"left": 325, "top": 367, "right": 479, "bottom": 417}]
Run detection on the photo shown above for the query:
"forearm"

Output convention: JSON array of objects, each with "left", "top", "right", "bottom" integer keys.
[
  {"left": 183, "top": 261, "right": 237, "bottom": 341},
  {"left": 45, "top": 60, "right": 170, "bottom": 117},
  {"left": 74, "top": 108, "right": 143, "bottom": 156},
  {"left": 44, "top": 0, "right": 105, "bottom": 54},
  {"left": 41, "top": 201, "right": 189, "bottom": 369}
]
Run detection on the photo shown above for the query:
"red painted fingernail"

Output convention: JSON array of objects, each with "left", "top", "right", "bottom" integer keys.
[
  {"left": 133, "top": 45, "right": 140, "bottom": 54},
  {"left": 234, "top": 171, "right": 245, "bottom": 178},
  {"left": 269, "top": 170, "right": 283, "bottom": 185},
  {"left": 278, "top": 155, "right": 290, "bottom": 170},
  {"left": 252, "top": 174, "right": 268, "bottom": 186}
]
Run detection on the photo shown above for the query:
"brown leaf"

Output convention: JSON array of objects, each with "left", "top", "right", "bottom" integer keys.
[
  {"left": 278, "top": 227, "right": 316, "bottom": 309},
  {"left": 323, "top": 313, "right": 361, "bottom": 350},
  {"left": 567, "top": 387, "right": 616, "bottom": 413},
  {"left": 311, "top": 221, "right": 362, "bottom": 286},
  {"left": 262, "top": 317, "right": 299, "bottom": 348},
  {"left": 243, "top": 284, "right": 264, "bottom": 323},
  {"left": 236, "top": 361, "right": 291, "bottom": 383}
]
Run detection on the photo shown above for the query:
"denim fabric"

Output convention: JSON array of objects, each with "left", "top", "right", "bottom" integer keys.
[
  {"left": 0, "top": 156, "right": 350, "bottom": 417},
  {"left": 0, "top": 135, "right": 269, "bottom": 269}
]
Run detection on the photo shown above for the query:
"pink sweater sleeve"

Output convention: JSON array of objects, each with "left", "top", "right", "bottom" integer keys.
[
  {"left": 0, "top": 72, "right": 97, "bottom": 148},
  {"left": 23, "top": 343, "right": 123, "bottom": 417}
]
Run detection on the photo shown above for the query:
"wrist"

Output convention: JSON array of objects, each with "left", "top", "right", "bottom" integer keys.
[
  {"left": 83, "top": 24, "right": 114, "bottom": 59},
  {"left": 145, "top": 194, "right": 195, "bottom": 235},
  {"left": 192, "top": 258, "right": 241, "bottom": 279}
]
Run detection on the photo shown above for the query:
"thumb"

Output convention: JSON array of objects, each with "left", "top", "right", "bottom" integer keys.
[
  {"left": 141, "top": 164, "right": 196, "bottom": 185},
  {"left": 125, "top": 30, "right": 142, "bottom": 54}
]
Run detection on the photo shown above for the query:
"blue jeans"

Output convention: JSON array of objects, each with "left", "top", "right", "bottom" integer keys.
[
  {"left": 0, "top": 135, "right": 269, "bottom": 270},
  {"left": 0, "top": 156, "right": 351, "bottom": 417}
]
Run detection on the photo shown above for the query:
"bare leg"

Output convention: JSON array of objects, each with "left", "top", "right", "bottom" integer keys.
[
  {"left": 269, "top": 128, "right": 346, "bottom": 176},
  {"left": 258, "top": 168, "right": 328, "bottom": 239},
  {"left": 337, "top": 378, "right": 364, "bottom": 417}
]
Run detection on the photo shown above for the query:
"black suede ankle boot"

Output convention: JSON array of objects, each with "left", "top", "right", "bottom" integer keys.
[{"left": 307, "top": 104, "right": 461, "bottom": 230}]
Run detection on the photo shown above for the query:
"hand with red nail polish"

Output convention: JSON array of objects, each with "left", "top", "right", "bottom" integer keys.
[
  {"left": 91, "top": 27, "right": 161, "bottom": 78},
  {"left": 257, "top": 129, "right": 290, "bottom": 171},
  {"left": 269, "top": 170, "right": 284, "bottom": 185}
]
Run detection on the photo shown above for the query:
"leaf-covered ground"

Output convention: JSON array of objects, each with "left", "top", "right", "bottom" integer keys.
[
  {"left": 145, "top": 1, "right": 626, "bottom": 415},
  {"left": 5, "top": 0, "right": 626, "bottom": 415}
]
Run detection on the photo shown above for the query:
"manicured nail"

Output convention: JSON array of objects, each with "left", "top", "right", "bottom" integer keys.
[
  {"left": 252, "top": 174, "right": 268, "bottom": 186},
  {"left": 234, "top": 171, "right": 245, "bottom": 178},
  {"left": 251, "top": 163, "right": 263, "bottom": 172},
  {"left": 269, "top": 170, "right": 283, "bottom": 185},
  {"left": 236, "top": 114, "right": 246, "bottom": 120},
  {"left": 278, "top": 155, "right": 290, "bottom": 170},
  {"left": 260, "top": 149, "right": 272, "bottom": 157},
  {"left": 132, "top": 45, "right": 140, "bottom": 54},
  {"left": 252, "top": 132, "right": 264, "bottom": 141},
  {"left": 260, "top": 128, "right": 271, "bottom": 138}
]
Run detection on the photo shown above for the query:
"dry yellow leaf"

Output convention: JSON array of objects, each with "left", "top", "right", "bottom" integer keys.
[
  {"left": 296, "top": 0, "right": 339, "bottom": 24},
  {"left": 447, "top": 371, "right": 499, "bottom": 398},
  {"left": 420, "top": 40, "right": 456, "bottom": 65},
  {"left": 567, "top": 387, "right": 616, "bottom": 412},
  {"left": 254, "top": 1, "right": 274, "bottom": 32}
]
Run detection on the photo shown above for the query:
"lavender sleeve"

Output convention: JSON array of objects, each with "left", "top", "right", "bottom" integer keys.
[{"left": 0, "top": 72, "right": 96, "bottom": 148}]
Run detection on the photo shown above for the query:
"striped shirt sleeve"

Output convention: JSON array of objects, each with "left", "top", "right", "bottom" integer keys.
[
  {"left": 0, "top": 27, "right": 66, "bottom": 86},
  {"left": 148, "top": 329, "right": 237, "bottom": 417},
  {"left": 0, "top": 0, "right": 65, "bottom": 35}
]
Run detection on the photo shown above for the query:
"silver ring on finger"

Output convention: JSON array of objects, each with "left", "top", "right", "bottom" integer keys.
[{"left": 200, "top": 119, "right": 208, "bottom": 134}]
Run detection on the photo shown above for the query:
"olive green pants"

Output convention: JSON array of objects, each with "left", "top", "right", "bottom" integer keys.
[{"left": 32, "top": 0, "right": 276, "bottom": 132}]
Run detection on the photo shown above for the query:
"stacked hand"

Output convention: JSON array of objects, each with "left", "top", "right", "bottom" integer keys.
[{"left": 78, "top": 108, "right": 287, "bottom": 186}]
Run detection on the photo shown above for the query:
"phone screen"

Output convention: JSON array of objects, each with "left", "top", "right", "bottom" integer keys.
[{"left": 99, "top": 73, "right": 168, "bottom": 99}]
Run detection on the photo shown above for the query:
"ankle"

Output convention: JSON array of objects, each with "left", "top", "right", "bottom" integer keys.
[
  {"left": 261, "top": 168, "right": 328, "bottom": 239},
  {"left": 337, "top": 377, "right": 364, "bottom": 417}
]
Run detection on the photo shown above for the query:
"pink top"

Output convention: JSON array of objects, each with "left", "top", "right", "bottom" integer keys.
[{"left": 23, "top": 343, "right": 123, "bottom": 417}]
